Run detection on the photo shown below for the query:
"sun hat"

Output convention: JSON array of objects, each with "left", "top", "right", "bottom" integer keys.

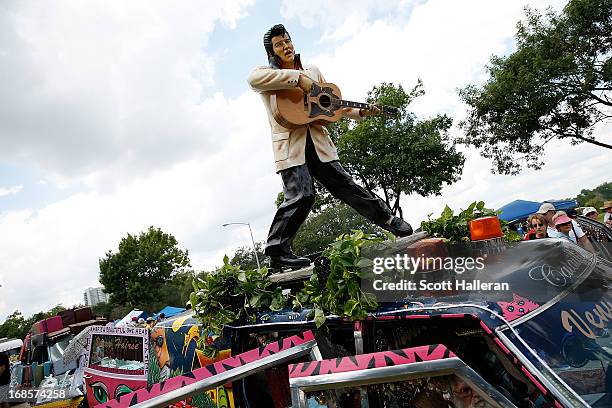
[
  {"left": 537, "top": 203, "right": 555, "bottom": 214},
  {"left": 554, "top": 214, "right": 573, "bottom": 226},
  {"left": 582, "top": 207, "right": 597, "bottom": 216}
]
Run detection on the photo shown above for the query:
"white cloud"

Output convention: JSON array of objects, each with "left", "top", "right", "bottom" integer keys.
[
  {"left": 0, "top": 185, "right": 23, "bottom": 197},
  {"left": 0, "top": 0, "right": 254, "bottom": 184},
  {"left": 0, "top": 89, "right": 280, "bottom": 319}
]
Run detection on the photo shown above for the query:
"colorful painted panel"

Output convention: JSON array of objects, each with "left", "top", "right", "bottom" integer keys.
[
  {"left": 97, "top": 330, "right": 315, "bottom": 408},
  {"left": 148, "top": 313, "right": 235, "bottom": 407},
  {"left": 85, "top": 369, "right": 147, "bottom": 407},
  {"left": 289, "top": 344, "right": 455, "bottom": 379},
  {"left": 86, "top": 326, "right": 149, "bottom": 376}
]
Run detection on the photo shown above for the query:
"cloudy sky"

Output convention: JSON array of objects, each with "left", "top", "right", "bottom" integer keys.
[{"left": 1, "top": 0, "right": 610, "bottom": 320}]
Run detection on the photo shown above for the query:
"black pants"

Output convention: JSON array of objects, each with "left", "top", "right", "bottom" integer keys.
[{"left": 265, "top": 134, "right": 394, "bottom": 256}]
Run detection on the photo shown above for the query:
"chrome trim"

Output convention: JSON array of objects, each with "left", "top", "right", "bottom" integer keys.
[
  {"left": 83, "top": 367, "right": 147, "bottom": 382},
  {"left": 290, "top": 358, "right": 516, "bottom": 408},
  {"left": 456, "top": 366, "right": 516, "bottom": 408},
  {"left": 131, "top": 339, "right": 317, "bottom": 408},
  {"left": 495, "top": 330, "right": 590, "bottom": 408},
  {"left": 376, "top": 304, "right": 590, "bottom": 407},
  {"left": 290, "top": 358, "right": 463, "bottom": 390}
]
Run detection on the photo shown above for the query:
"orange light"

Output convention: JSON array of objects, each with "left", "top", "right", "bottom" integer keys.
[{"left": 469, "top": 216, "right": 503, "bottom": 241}]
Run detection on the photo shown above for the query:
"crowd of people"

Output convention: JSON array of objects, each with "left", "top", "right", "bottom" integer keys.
[{"left": 520, "top": 201, "right": 612, "bottom": 252}]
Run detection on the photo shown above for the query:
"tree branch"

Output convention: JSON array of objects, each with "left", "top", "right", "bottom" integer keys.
[
  {"left": 559, "top": 132, "right": 612, "bottom": 149},
  {"left": 588, "top": 92, "right": 612, "bottom": 107}
]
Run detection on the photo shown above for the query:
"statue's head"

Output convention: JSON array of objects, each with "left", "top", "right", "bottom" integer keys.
[{"left": 263, "top": 24, "right": 302, "bottom": 69}]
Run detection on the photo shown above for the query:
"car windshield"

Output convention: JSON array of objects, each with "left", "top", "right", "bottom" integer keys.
[{"left": 511, "top": 260, "right": 612, "bottom": 407}]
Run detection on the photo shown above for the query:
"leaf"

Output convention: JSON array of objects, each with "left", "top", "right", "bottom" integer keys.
[
  {"left": 343, "top": 299, "right": 359, "bottom": 315},
  {"left": 441, "top": 205, "right": 453, "bottom": 219},
  {"left": 238, "top": 272, "right": 247, "bottom": 282},
  {"left": 249, "top": 294, "right": 261, "bottom": 307},
  {"left": 356, "top": 258, "right": 373, "bottom": 268},
  {"left": 314, "top": 308, "right": 326, "bottom": 328},
  {"left": 382, "top": 230, "right": 396, "bottom": 242}
]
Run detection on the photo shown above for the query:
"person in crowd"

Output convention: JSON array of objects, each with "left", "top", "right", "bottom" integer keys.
[
  {"left": 0, "top": 353, "right": 9, "bottom": 408},
  {"left": 582, "top": 207, "right": 599, "bottom": 220},
  {"left": 602, "top": 200, "right": 612, "bottom": 228},
  {"left": 524, "top": 214, "right": 548, "bottom": 240},
  {"left": 537, "top": 204, "right": 594, "bottom": 252},
  {"left": 553, "top": 213, "right": 576, "bottom": 242}
]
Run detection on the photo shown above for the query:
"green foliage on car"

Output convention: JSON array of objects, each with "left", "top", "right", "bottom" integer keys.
[
  {"left": 420, "top": 201, "right": 521, "bottom": 243},
  {"left": 295, "top": 230, "right": 387, "bottom": 327},
  {"left": 190, "top": 256, "right": 286, "bottom": 354}
]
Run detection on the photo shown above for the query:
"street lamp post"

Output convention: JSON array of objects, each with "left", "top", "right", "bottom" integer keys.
[{"left": 221, "top": 222, "right": 261, "bottom": 272}]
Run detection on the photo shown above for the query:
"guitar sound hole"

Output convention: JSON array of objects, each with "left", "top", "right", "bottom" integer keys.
[{"left": 319, "top": 94, "right": 331, "bottom": 108}]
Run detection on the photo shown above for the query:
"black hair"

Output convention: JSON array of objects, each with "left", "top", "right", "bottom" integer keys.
[{"left": 263, "top": 24, "right": 302, "bottom": 69}]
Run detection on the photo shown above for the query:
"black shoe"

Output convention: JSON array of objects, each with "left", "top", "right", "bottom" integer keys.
[
  {"left": 383, "top": 216, "right": 413, "bottom": 237},
  {"left": 269, "top": 253, "right": 312, "bottom": 269}
]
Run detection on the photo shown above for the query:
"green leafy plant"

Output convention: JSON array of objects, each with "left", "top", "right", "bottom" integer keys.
[
  {"left": 420, "top": 201, "right": 521, "bottom": 243},
  {"left": 190, "top": 256, "right": 286, "bottom": 354},
  {"left": 295, "top": 230, "right": 386, "bottom": 327}
]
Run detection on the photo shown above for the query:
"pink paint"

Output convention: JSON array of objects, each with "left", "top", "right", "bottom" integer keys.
[
  {"left": 479, "top": 321, "right": 493, "bottom": 334},
  {"left": 521, "top": 366, "right": 547, "bottom": 395},
  {"left": 96, "top": 331, "right": 315, "bottom": 408},
  {"left": 494, "top": 338, "right": 511, "bottom": 355},
  {"left": 554, "top": 400, "right": 564, "bottom": 408},
  {"left": 440, "top": 314, "right": 466, "bottom": 319},
  {"left": 497, "top": 294, "right": 540, "bottom": 321},
  {"left": 85, "top": 369, "right": 147, "bottom": 408},
  {"left": 289, "top": 344, "right": 455, "bottom": 379}
]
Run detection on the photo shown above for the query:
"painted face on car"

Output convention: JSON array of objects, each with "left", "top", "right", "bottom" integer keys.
[{"left": 90, "top": 381, "right": 136, "bottom": 404}]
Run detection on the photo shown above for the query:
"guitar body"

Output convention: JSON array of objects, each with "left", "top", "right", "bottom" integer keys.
[{"left": 271, "top": 82, "right": 344, "bottom": 128}]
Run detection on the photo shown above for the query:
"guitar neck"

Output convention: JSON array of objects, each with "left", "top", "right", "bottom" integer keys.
[
  {"left": 334, "top": 99, "right": 371, "bottom": 110},
  {"left": 332, "top": 98, "right": 399, "bottom": 117}
]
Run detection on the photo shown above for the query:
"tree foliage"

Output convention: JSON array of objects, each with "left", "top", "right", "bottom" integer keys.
[
  {"left": 99, "top": 226, "right": 191, "bottom": 309},
  {"left": 229, "top": 242, "right": 266, "bottom": 271},
  {"left": 291, "top": 202, "right": 384, "bottom": 256},
  {"left": 0, "top": 305, "right": 66, "bottom": 340},
  {"left": 333, "top": 82, "right": 465, "bottom": 218},
  {"left": 460, "top": 0, "right": 612, "bottom": 174},
  {"left": 575, "top": 181, "right": 612, "bottom": 208}
]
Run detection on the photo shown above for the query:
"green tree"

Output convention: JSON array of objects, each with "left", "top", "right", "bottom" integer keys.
[
  {"left": 0, "top": 311, "right": 28, "bottom": 339},
  {"left": 575, "top": 181, "right": 612, "bottom": 208},
  {"left": 0, "top": 304, "right": 67, "bottom": 340},
  {"left": 155, "top": 271, "right": 197, "bottom": 310},
  {"left": 291, "top": 203, "right": 384, "bottom": 256},
  {"left": 99, "top": 226, "right": 191, "bottom": 309},
  {"left": 460, "top": 0, "right": 612, "bottom": 175},
  {"left": 333, "top": 82, "right": 465, "bottom": 219},
  {"left": 229, "top": 242, "right": 265, "bottom": 271}
]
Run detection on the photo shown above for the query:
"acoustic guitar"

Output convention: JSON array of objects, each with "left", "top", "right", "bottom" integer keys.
[{"left": 270, "top": 82, "right": 399, "bottom": 128}]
